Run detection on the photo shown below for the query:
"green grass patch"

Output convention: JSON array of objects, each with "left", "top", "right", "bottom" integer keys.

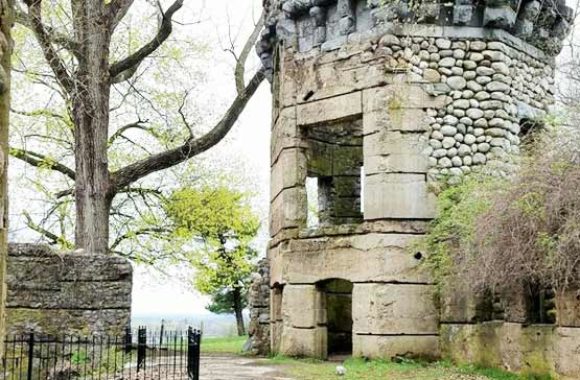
[
  {"left": 200, "top": 336, "right": 246, "bottom": 354},
  {"left": 266, "top": 356, "right": 540, "bottom": 380}
]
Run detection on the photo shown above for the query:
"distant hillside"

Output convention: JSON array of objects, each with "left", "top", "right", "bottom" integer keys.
[{"left": 131, "top": 312, "right": 249, "bottom": 337}]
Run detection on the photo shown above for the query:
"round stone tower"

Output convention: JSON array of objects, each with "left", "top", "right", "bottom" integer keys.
[{"left": 258, "top": 0, "right": 572, "bottom": 360}]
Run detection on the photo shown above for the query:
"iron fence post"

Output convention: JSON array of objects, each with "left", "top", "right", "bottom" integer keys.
[
  {"left": 124, "top": 327, "right": 132, "bottom": 353},
  {"left": 187, "top": 327, "right": 201, "bottom": 380},
  {"left": 137, "top": 326, "right": 147, "bottom": 373},
  {"left": 26, "top": 333, "right": 34, "bottom": 380}
]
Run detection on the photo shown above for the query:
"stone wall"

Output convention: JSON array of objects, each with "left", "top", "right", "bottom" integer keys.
[
  {"left": 248, "top": 258, "right": 271, "bottom": 355},
  {"left": 6, "top": 244, "right": 132, "bottom": 336}
]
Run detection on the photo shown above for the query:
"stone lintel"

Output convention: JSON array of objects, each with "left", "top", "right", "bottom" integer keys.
[
  {"left": 273, "top": 233, "right": 431, "bottom": 285},
  {"left": 297, "top": 92, "right": 362, "bottom": 126}
]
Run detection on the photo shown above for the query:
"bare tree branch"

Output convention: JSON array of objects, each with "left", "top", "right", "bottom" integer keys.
[
  {"left": 110, "top": 227, "right": 170, "bottom": 250},
  {"left": 23, "top": 211, "right": 73, "bottom": 247},
  {"left": 14, "top": 6, "right": 80, "bottom": 54},
  {"left": 23, "top": 0, "right": 74, "bottom": 94},
  {"left": 236, "top": 12, "right": 264, "bottom": 94},
  {"left": 108, "top": 120, "right": 151, "bottom": 144},
  {"left": 109, "top": 0, "right": 184, "bottom": 82},
  {"left": 111, "top": 69, "right": 265, "bottom": 191},
  {"left": 106, "top": 0, "right": 136, "bottom": 32},
  {"left": 10, "top": 146, "right": 76, "bottom": 180}
]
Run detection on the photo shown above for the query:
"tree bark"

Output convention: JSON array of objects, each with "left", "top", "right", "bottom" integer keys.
[
  {"left": 71, "top": 2, "right": 114, "bottom": 254},
  {"left": 232, "top": 287, "right": 246, "bottom": 336},
  {"left": 0, "top": 0, "right": 13, "bottom": 355}
]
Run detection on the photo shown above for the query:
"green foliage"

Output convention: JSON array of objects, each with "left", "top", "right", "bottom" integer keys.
[
  {"left": 164, "top": 185, "right": 260, "bottom": 306},
  {"left": 207, "top": 290, "right": 248, "bottom": 314},
  {"left": 414, "top": 173, "right": 504, "bottom": 290}
]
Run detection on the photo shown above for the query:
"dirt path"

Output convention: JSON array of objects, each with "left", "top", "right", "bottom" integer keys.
[{"left": 200, "top": 355, "right": 293, "bottom": 380}]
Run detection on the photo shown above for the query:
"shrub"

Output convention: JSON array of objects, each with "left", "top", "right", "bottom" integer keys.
[{"left": 420, "top": 127, "right": 580, "bottom": 301}]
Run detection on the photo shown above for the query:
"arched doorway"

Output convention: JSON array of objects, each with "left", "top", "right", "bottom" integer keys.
[{"left": 318, "top": 279, "right": 353, "bottom": 357}]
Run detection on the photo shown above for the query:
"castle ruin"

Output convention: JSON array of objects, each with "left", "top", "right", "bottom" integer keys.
[{"left": 250, "top": 0, "right": 580, "bottom": 377}]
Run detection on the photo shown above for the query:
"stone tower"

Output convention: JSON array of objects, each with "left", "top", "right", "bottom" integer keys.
[{"left": 258, "top": 0, "right": 572, "bottom": 360}]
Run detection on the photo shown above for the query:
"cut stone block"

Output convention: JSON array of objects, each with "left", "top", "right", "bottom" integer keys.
[
  {"left": 352, "top": 284, "right": 439, "bottom": 335},
  {"left": 363, "top": 86, "right": 446, "bottom": 117},
  {"left": 270, "top": 187, "right": 307, "bottom": 237},
  {"left": 271, "top": 148, "right": 307, "bottom": 201},
  {"left": 363, "top": 107, "right": 431, "bottom": 135},
  {"left": 278, "top": 233, "right": 431, "bottom": 284},
  {"left": 297, "top": 92, "right": 362, "bottom": 126},
  {"left": 280, "top": 326, "right": 327, "bottom": 358},
  {"left": 364, "top": 131, "right": 430, "bottom": 174},
  {"left": 353, "top": 334, "right": 440, "bottom": 360},
  {"left": 364, "top": 173, "right": 437, "bottom": 219},
  {"left": 282, "top": 285, "right": 325, "bottom": 328}
]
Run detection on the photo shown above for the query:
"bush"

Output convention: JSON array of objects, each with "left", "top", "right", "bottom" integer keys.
[{"left": 420, "top": 127, "right": 580, "bottom": 299}]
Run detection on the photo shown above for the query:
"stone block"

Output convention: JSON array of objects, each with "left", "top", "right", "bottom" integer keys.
[
  {"left": 483, "top": 6, "right": 516, "bottom": 29},
  {"left": 270, "top": 187, "right": 307, "bottom": 237},
  {"left": 553, "top": 327, "right": 580, "bottom": 378},
  {"left": 363, "top": 106, "right": 431, "bottom": 135},
  {"left": 278, "top": 233, "right": 431, "bottom": 284},
  {"left": 440, "top": 286, "right": 479, "bottom": 323},
  {"left": 280, "top": 326, "right": 327, "bottom": 358},
  {"left": 353, "top": 334, "right": 440, "bottom": 360},
  {"left": 352, "top": 284, "right": 438, "bottom": 335},
  {"left": 363, "top": 86, "right": 446, "bottom": 117},
  {"left": 282, "top": 285, "right": 325, "bottom": 328},
  {"left": 271, "top": 148, "right": 307, "bottom": 201},
  {"left": 297, "top": 92, "right": 362, "bottom": 126},
  {"left": 364, "top": 131, "right": 430, "bottom": 174},
  {"left": 6, "top": 309, "right": 130, "bottom": 336},
  {"left": 363, "top": 173, "right": 437, "bottom": 220},
  {"left": 556, "top": 291, "right": 580, "bottom": 327},
  {"left": 271, "top": 106, "right": 303, "bottom": 165}
]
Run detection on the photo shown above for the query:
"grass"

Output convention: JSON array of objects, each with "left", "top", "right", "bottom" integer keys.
[
  {"left": 266, "top": 356, "right": 547, "bottom": 380},
  {"left": 200, "top": 335, "right": 246, "bottom": 354},
  {"left": 194, "top": 336, "right": 551, "bottom": 380}
]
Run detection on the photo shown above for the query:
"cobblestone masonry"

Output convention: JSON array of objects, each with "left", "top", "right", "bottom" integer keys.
[
  {"left": 6, "top": 244, "right": 132, "bottom": 336},
  {"left": 252, "top": 0, "right": 580, "bottom": 377}
]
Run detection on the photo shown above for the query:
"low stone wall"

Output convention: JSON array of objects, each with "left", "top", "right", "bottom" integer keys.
[
  {"left": 441, "top": 323, "right": 580, "bottom": 379},
  {"left": 6, "top": 244, "right": 132, "bottom": 336}
]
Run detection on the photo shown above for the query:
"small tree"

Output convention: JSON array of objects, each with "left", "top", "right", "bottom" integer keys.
[{"left": 164, "top": 186, "right": 259, "bottom": 336}]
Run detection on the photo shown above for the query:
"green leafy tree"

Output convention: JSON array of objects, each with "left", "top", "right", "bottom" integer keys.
[
  {"left": 165, "top": 186, "right": 260, "bottom": 336},
  {"left": 9, "top": 0, "right": 265, "bottom": 254}
]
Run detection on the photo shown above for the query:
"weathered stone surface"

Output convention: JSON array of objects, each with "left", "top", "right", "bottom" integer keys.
[
  {"left": 353, "top": 334, "right": 440, "bottom": 360},
  {"left": 270, "top": 187, "right": 307, "bottom": 237},
  {"left": 282, "top": 285, "right": 325, "bottom": 328},
  {"left": 297, "top": 92, "right": 362, "bottom": 126},
  {"left": 364, "top": 131, "right": 430, "bottom": 174},
  {"left": 248, "top": 259, "right": 271, "bottom": 355},
  {"left": 277, "top": 233, "right": 431, "bottom": 284},
  {"left": 353, "top": 284, "right": 438, "bottom": 335},
  {"left": 441, "top": 323, "right": 580, "bottom": 379},
  {"left": 271, "top": 107, "right": 301, "bottom": 165},
  {"left": 556, "top": 291, "right": 580, "bottom": 327},
  {"left": 270, "top": 148, "right": 306, "bottom": 201},
  {"left": 280, "top": 326, "right": 327, "bottom": 359},
  {"left": 6, "top": 244, "right": 132, "bottom": 335},
  {"left": 364, "top": 173, "right": 437, "bottom": 219}
]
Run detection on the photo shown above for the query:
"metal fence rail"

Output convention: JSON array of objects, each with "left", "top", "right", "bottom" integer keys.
[{"left": 1, "top": 327, "right": 202, "bottom": 380}]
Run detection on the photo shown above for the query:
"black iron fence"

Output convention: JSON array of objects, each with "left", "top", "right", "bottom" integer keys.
[{"left": 1, "top": 327, "right": 202, "bottom": 380}]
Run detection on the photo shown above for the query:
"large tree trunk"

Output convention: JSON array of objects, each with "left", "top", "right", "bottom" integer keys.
[
  {"left": 0, "top": 0, "right": 13, "bottom": 355},
  {"left": 72, "top": 2, "right": 113, "bottom": 254},
  {"left": 233, "top": 287, "right": 246, "bottom": 336}
]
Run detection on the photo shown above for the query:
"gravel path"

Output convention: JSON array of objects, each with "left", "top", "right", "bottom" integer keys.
[{"left": 199, "top": 355, "right": 293, "bottom": 380}]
